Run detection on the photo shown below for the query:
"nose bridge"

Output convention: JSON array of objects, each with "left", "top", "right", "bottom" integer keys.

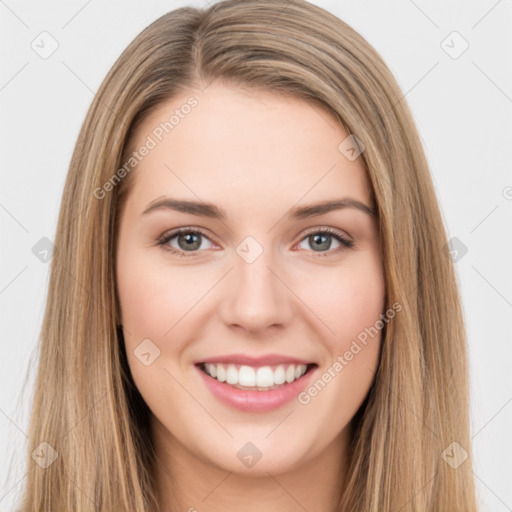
[
  {"left": 220, "top": 234, "right": 292, "bottom": 333},
  {"left": 236, "top": 234, "right": 283, "bottom": 304}
]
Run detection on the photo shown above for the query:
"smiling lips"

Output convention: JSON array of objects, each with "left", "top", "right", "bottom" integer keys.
[
  {"left": 195, "top": 353, "right": 318, "bottom": 411},
  {"left": 201, "top": 361, "right": 310, "bottom": 389},
  {"left": 197, "top": 353, "right": 316, "bottom": 389}
]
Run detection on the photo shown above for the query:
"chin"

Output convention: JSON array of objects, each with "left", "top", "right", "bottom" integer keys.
[{"left": 197, "top": 435, "right": 314, "bottom": 476}]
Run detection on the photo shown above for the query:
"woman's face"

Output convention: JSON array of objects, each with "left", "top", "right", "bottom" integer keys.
[{"left": 116, "top": 83, "right": 385, "bottom": 476}]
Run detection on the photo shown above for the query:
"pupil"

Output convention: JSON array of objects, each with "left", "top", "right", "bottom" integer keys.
[
  {"left": 311, "top": 234, "right": 329, "bottom": 251},
  {"left": 179, "top": 232, "right": 200, "bottom": 250}
]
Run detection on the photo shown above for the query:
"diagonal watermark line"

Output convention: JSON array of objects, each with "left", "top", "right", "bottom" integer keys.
[
  {"left": 470, "top": 204, "right": 499, "bottom": 233},
  {"left": 61, "top": 60, "right": 129, "bottom": 136},
  {"left": 308, "top": 100, "right": 338, "bottom": 130},
  {"left": 0, "top": 265, "right": 28, "bottom": 295},
  {"left": 471, "top": 265, "right": 512, "bottom": 308},
  {"left": 377, "top": 62, "right": 439, "bottom": 129},
  {"left": 59, "top": 264, "right": 118, "bottom": 324},
  {"left": 407, "top": 0, "right": 439, "bottom": 29},
  {"left": 58, "top": 261, "right": 136, "bottom": 337},
  {"left": 366, "top": 61, "right": 439, "bottom": 167},
  {"left": 471, "top": 0, "right": 503, "bottom": 30},
  {"left": 64, "top": 471, "right": 100, "bottom": 508},
  {"left": 0, "top": 407, "right": 28, "bottom": 438},
  {"left": 201, "top": 471, "right": 233, "bottom": 502},
  {"left": 0, "top": 469, "right": 32, "bottom": 506},
  {"left": 266, "top": 472, "right": 310, "bottom": 511},
  {"left": 394, "top": 472, "right": 438, "bottom": 512},
  {"left": 164, "top": 163, "right": 234, "bottom": 234},
  {"left": 265, "top": 266, "right": 336, "bottom": 335},
  {"left": 473, "top": 471, "right": 512, "bottom": 511},
  {"left": 376, "top": 368, "right": 439, "bottom": 439},
  {"left": 163, "top": 366, "right": 234, "bottom": 438},
  {"left": 472, "top": 397, "right": 512, "bottom": 439},
  {"left": 0, "top": 0, "right": 29, "bottom": 28},
  {"left": 61, "top": 0, "right": 93, "bottom": 29},
  {"left": 266, "top": 164, "right": 337, "bottom": 234},
  {"left": 361, "top": 62, "right": 448, "bottom": 270},
  {"left": 0, "top": 62, "right": 29, "bottom": 92},
  {"left": 163, "top": 267, "right": 234, "bottom": 337},
  {"left": 61, "top": 60, "right": 95, "bottom": 94},
  {"left": 199, "top": 73, "right": 220, "bottom": 94},
  {"left": 262, "top": 0, "right": 293, "bottom": 29},
  {"left": 265, "top": 410, "right": 294, "bottom": 438},
  {"left": 472, "top": 61, "right": 512, "bottom": 104},
  {"left": 0, "top": 203, "right": 29, "bottom": 232}
]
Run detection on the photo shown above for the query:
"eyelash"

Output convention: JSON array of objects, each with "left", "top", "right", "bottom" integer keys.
[{"left": 157, "top": 226, "right": 354, "bottom": 258}]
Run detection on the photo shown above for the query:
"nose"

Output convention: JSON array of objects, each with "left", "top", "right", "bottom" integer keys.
[{"left": 218, "top": 245, "right": 294, "bottom": 335}]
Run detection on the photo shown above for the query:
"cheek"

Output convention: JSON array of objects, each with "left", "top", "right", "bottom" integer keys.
[
  {"left": 296, "top": 267, "right": 384, "bottom": 431},
  {"left": 116, "top": 252, "right": 204, "bottom": 409},
  {"left": 304, "top": 253, "right": 385, "bottom": 348},
  {"left": 117, "top": 250, "right": 208, "bottom": 340},
  {"left": 297, "top": 252, "right": 384, "bottom": 401}
]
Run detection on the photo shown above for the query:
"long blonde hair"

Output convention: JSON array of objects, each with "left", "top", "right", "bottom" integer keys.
[{"left": 16, "top": 0, "right": 478, "bottom": 510}]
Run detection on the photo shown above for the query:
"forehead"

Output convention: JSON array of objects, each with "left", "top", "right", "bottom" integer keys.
[{"left": 126, "top": 83, "right": 372, "bottom": 213}]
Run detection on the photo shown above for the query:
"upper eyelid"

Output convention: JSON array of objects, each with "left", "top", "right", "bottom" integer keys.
[{"left": 159, "top": 226, "right": 217, "bottom": 245}]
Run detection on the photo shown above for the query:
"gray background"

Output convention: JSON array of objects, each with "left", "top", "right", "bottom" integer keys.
[{"left": 1, "top": 0, "right": 511, "bottom": 510}]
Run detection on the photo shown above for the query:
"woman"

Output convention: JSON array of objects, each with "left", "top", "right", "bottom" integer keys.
[{"left": 18, "top": 0, "right": 479, "bottom": 510}]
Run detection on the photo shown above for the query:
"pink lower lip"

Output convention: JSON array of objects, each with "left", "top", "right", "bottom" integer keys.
[{"left": 196, "top": 364, "right": 317, "bottom": 412}]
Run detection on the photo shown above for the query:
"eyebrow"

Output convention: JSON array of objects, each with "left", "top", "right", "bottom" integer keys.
[{"left": 142, "top": 197, "right": 376, "bottom": 219}]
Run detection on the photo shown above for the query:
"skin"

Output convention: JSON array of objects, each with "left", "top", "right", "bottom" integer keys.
[{"left": 115, "top": 82, "right": 385, "bottom": 512}]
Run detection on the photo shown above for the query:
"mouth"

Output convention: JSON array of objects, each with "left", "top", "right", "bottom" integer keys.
[
  {"left": 194, "top": 353, "right": 319, "bottom": 412},
  {"left": 195, "top": 361, "right": 318, "bottom": 392}
]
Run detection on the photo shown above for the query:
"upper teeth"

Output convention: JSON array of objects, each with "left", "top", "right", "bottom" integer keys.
[{"left": 203, "top": 363, "right": 308, "bottom": 388}]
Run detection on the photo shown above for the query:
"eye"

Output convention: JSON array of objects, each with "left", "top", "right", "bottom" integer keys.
[
  {"left": 157, "top": 227, "right": 217, "bottom": 257},
  {"left": 296, "top": 228, "right": 354, "bottom": 256}
]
